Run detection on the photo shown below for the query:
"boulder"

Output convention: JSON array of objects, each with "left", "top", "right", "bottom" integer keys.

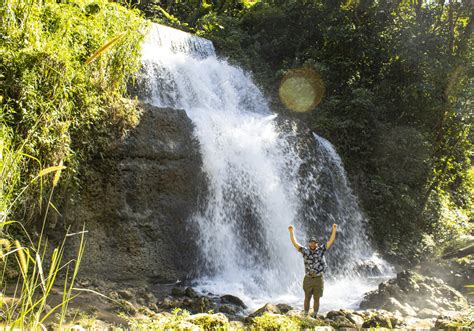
[
  {"left": 117, "top": 289, "right": 134, "bottom": 300},
  {"left": 188, "top": 296, "right": 216, "bottom": 313},
  {"left": 247, "top": 303, "right": 281, "bottom": 320},
  {"left": 326, "top": 310, "right": 349, "bottom": 320},
  {"left": 362, "top": 313, "right": 393, "bottom": 329},
  {"left": 220, "top": 294, "right": 246, "bottom": 308},
  {"left": 185, "top": 287, "right": 199, "bottom": 298},
  {"left": 346, "top": 313, "right": 364, "bottom": 328},
  {"left": 332, "top": 315, "right": 356, "bottom": 328},
  {"left": 353, "top": 259, "right": 385, "bottom": 277},
  {"left": 218, "top": 303, "right": 241, "bottom": 315},
  {"left": 276, "top": 303, "right": 293, "bottom": 314},
  {"left": 157, "top": 293, "right": 216, "bottom": 314},
  {"left": 171, "top": 287, "right": 186, "bottom": 297},
  {"left": 158, "top": 296, "right": 185, "bottom": 309},
  {"left": 360, "top": 270, "right": 469, "bottom": 313}
]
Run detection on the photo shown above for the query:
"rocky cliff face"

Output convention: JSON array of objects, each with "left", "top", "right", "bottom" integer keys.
[{"left": 54, "top": 103, "right": 206, "bottom": 284}]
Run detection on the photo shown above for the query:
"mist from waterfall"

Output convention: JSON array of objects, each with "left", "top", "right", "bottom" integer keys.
[{"left": 138, "top": 23, "right": 393, "bottom": 311}]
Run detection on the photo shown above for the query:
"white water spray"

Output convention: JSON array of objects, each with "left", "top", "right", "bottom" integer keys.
[{"left": 138, "top": 24, "right": 393, "bottom": 311}]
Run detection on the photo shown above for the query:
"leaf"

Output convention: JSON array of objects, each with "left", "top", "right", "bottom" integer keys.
[
  {"left": 38, "top": 165, "right": 66, "bottom": 177},
  {"left": 84, "top": 32, "right": 127, "bottom": 65},
  {"left": 52, "top": 160, "right": 63, "bottom": 187}
]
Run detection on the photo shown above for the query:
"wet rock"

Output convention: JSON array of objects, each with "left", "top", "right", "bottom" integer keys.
[
  {"left": 185, "top": 287, "right": 199, "bottom": 298},
  {"left": 116, "top": 299, "right": 137, "bottom": 316},
  {"left": 158, "top": 294, "right": 217, "bottom": 314},
  {"left": 171, "top": 287, "right": 186, "bottom": 297},
  {"left": 143, "top": 292, "right": 157, "bottom": 305},
  {"left": 333, "top": 315, "right": 356, "bottom": 328},
  {"left": 325, "top": 310, "right": 347, "bottom": 320},
  {"left": 247, "top": 303, "right": 281, "bottom": 320},
  {"left": 276, "top": 303, "right": 293, "bottom": 314},
  {"left": 189, "top": 296, "right": 216, "bottom": 313},
  {"left": 220, "top": 294, "right": 246, "bottom": 308},
  {"left": 362, "top": 313, "right": 393, "bottom": 329},
  {"left": 218, "top": 303, "right": 241, "bottom": 315},
  {"left": 117, "top": 289, "right": 134, "bottom": 300},
  {"left": 158, "top": 296, "right": 183, "bottom": 309},
  {"left": 56, "top": 104, "right": 205, "bottom": 284},
  {"left": 360, "top": 270, "right": 469, "bottom": 313},
  {"left": 346, "top": 313, "right": 364, "bottom": 328}
]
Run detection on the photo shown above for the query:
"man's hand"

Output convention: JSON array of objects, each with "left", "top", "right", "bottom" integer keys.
[
  {"left": 288, "top": 225, "right": 301, "bottom": 251},
  {"left": 326, "top": 223, "right": 337, "bottom": 250}
]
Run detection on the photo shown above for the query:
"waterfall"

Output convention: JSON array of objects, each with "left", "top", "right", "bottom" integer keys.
[{"left": 138, "top": 23, "right": 393, "bottom": 311}]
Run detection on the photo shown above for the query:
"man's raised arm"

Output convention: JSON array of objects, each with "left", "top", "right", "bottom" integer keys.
[
  {"left": 288, "top": 225, "right": 302, "bottom": 251},
  {"left": 326, "top": 223, "right": 337, "bottom": 250}
]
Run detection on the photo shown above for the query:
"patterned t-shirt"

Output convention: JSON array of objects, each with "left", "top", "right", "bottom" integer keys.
[{"left": 298, "top": 244, "right": 327, "bottom": 276}]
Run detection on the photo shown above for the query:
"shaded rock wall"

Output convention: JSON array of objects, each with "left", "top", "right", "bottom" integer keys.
[{"left": 53, "top": 103, "right": 206, "bottom": 284}]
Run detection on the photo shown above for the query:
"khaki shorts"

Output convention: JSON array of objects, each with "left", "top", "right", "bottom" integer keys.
[{"left": 303, "top": 274, "right": 324, "bottom": 297}]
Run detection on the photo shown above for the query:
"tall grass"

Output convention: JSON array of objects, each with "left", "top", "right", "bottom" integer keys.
[
  {"left": 0, "top": 128, "right": 86, "bottom": 328},
  {"left": 0, "top": 0, "right": 149, "bottom": 327}
]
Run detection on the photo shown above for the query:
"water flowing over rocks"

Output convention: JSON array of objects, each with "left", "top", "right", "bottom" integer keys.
[{"left": 56, "top": 103, "right": 205, "bottom": 284}]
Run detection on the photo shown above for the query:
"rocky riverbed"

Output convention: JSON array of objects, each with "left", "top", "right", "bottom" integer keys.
[{"left": 34, "top": 270, "right": 472, "bottom": 330}]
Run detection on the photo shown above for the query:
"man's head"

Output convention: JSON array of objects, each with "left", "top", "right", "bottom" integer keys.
[{"left": 308, "top": 237, "right": 318, "bottom": 250}]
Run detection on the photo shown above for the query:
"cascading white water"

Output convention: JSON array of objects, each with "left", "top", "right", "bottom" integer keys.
[{"left": 138, "top": 24, "right": 393, "bottom": 311}]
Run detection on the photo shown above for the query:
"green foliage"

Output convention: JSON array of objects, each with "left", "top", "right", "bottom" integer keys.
[
  {"left": 125, "top": 308, "right": 231, "bottom": 330},
  {"left": 251, "top": 312, "right": 299, "bottom": 330},
  {"left": 0, "top": 0, "right": 148, "bottom": 220},
  {"left": 0, "top": 0, "right": 148, "bottom": 327},
  {"left": 250, "top": 312, "right": 328, "bottom": 330}
]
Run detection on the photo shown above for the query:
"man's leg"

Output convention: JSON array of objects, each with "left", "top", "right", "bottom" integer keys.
[
  {"left": 303, "top": 276, "right": 312, "bottom": 314},
  {"left": 312, "top": 291, "right": 320, "bottom": 316},
  {"left": 312, "top": 275, "right": 323, "bottom": 316}
]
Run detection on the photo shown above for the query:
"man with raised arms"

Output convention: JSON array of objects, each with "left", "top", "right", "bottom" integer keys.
[{"left": 288, "top": 223, "right": 337, "bottom": 316}]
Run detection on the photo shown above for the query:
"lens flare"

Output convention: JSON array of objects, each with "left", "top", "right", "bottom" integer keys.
[{"left": 278, "top": 68, "right": 325, "bottom": 113}]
